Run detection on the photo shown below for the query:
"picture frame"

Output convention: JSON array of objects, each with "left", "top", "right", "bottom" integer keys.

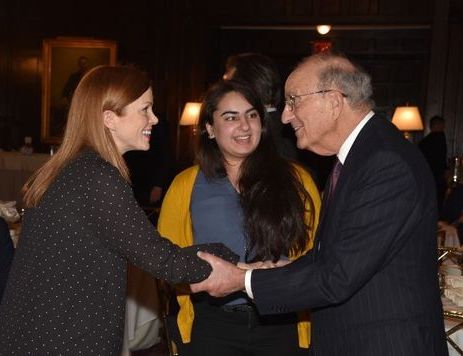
[{"left": 41, "top": 38, "right": 117, "bottom": 144}]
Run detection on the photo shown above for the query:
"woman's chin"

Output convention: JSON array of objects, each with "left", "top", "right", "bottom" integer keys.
[{"left": 138, "top": 141, "right": 151, "bottom": 151}]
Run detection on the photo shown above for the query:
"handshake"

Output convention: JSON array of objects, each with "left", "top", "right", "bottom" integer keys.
[
  {"left": 237, "top": 259, "right": 291, "bottom": 270},
  {"left": 190, "top": 251, "right": 290, "bottom": 298}
]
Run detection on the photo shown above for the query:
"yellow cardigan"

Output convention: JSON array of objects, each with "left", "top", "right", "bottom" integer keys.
[{"left": 157, "top": 164, "right": 321, "bottom": 348}]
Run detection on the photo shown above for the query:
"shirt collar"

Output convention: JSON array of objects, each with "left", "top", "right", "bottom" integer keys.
[{"left": 337, "top": 110, "right": 375, "bottom": 164}]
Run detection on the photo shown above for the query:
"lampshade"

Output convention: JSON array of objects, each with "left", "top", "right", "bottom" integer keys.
[
  {"left": 391, "top": 106, "right": 423, "bottom": 132},
  {"left": 316, "top": 25, "right": 331, "bottom": 35},
  {"left": 179, "top": 102, "right": 201, "bottom": 126}
]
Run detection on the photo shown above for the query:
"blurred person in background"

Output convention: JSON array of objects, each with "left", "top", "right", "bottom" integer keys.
[{"left": 419, "top": 115, "right": 448, "bottom": 215}]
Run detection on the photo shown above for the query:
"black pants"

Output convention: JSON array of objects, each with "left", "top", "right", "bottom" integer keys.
[{"left": 178, "top": 302, "right": 309, "bottom": 356}]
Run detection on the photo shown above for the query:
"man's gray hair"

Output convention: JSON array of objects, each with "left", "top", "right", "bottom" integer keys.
[{"left": 305, "top": 52, "right": 375, "bottom": 110}]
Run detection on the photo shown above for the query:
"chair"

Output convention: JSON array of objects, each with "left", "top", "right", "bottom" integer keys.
[
  {"left": 156, "top": 279, "right": 180, "bottom": 356},
  {"left": 444, "top": 310, "right": 463, "bottom": 355},
  {"left": 439, "top": 247, "right": 463, "bottom": 355}
]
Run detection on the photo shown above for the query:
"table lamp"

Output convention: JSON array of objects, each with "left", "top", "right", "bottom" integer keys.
[
  {"left": 179, "top": 102, "right": 201, "bottom": 131},
  {"left": 391, "top": 106, "right": 423, "bottom": 140},
  {"left": 177, "top": 102, "right": 201, "bottom": 161}
]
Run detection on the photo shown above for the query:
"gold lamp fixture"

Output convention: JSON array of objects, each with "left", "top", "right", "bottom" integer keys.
[{"left": 391, "top": 106, "right": 423, "bottom": 140}]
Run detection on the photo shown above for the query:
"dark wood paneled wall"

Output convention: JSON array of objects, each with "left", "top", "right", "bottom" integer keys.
[
  {"left": 218, "top": 27, "right": 430, "bottom": 117},
  {"left": 0, "top": 0, "right": 461, "bottom": 159}
]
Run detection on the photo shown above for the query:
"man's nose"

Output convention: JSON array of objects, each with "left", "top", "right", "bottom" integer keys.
[{"left": 281, "top": 105, "right": 294, "bottom": 124}]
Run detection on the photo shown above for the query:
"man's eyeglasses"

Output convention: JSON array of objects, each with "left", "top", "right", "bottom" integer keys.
[{"left": 285, "top": 89, "right": 348, "bottom": 111}]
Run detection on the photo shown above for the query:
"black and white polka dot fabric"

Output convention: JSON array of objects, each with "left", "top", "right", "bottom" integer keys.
[{"left": 0, "top": 149, "right": 237, "bottom": 355}]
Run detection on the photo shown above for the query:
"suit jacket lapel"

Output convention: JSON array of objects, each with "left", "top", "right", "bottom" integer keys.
[{"left": 312, "top": 115, "right": 380, "bottom": 256}]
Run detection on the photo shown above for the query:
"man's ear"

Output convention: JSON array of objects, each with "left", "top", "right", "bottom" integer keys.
[
  {"left": 329, "top": 91, "right": 343, "bottom": 120},
  {"left": 103, "top": 110, "right": 116, "bottom": 131}
]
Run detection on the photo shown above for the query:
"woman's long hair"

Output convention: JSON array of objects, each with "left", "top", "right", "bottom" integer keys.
[
  {"left": 23, "top": 65, "right": 151, "bottom": 207},
  {"left": 197, "top": 80, "right": 315, "bottom": 261}
]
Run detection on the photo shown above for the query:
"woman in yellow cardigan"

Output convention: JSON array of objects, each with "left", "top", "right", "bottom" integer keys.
[{"left": 158, "top": 80, "right": 320, "bottom": 355}]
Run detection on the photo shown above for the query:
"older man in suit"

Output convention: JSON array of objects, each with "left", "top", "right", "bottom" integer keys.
[{"left": 191, "top": 52, "right": 448, "bottom": 355}]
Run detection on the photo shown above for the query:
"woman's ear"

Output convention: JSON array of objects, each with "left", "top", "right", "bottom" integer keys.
[
  {"left": 103, "top": 110, "right": 116, "bottom": 131},
  {"left": 206, "top": 122, "right": 215, "bottom": 139}
]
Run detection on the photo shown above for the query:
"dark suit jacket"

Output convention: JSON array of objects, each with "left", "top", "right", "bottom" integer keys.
[{"left": 252, "top": 115, "right": 448, "bottom": 355}]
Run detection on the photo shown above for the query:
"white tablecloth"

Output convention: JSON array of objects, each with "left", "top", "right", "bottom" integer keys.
[
  {"left": 439, "top": 222, "right": 460, "bottom": 248},
  {"left": 445, "top": 225, "right": 460, "bottom": 248},
  {"left": 121, "top": 264, "right": 161, "bottom": 355},
  {"left": 0, "top": 152, "right": 50, "bottom": 208}
]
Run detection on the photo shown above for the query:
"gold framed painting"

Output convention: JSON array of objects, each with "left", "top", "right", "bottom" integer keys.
[{"left": 41, "top": 38, "right": 117, "bottom": 144}]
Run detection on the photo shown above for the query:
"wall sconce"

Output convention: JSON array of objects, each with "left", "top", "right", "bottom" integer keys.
[
  {"left": 391, "top": 106, "right": 423, "bottom": 140},
  {"left": 316, "top": 25, "right": 332, "bottom": 35}
]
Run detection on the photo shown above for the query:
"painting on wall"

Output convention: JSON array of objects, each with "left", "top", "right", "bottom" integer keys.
[{"left": 41, "top": 38, "right": 117, "bottom": 144}]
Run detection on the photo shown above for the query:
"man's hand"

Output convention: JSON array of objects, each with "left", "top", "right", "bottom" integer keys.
[{"left": 190, "top": 251, "right": 246, "bottom": 297}]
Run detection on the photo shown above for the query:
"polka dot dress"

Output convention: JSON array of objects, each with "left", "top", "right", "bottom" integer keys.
[{"left": 0, "top": 150, "right": 235, "bottom": 355}]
